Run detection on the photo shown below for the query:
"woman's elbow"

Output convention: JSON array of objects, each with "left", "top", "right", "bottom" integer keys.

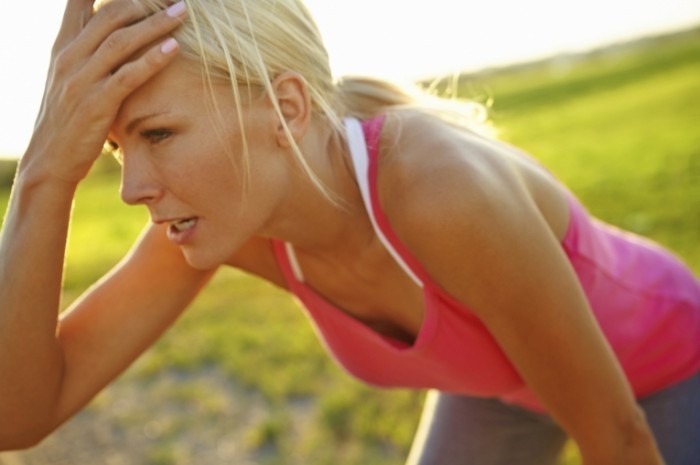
[{"left": 0, "top": 416, "right": 55, "bottom": 451}]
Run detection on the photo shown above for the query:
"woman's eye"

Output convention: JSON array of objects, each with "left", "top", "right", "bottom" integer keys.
[{"left": 140, "top": 129, "right": 172, "bottom": 144}]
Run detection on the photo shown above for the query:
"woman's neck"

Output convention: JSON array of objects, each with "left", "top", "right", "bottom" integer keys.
[{"left": 258, "top": 120, "right": 374, "bottom": 257}]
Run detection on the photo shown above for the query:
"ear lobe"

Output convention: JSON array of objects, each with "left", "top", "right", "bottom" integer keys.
[{"left": 271, "top": 71, "right": 311, "bottom": 147}]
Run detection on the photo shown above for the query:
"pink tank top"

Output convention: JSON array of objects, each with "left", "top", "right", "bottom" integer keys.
[{"left": 271, "top": 116, "right": 700, "bottom": 412}]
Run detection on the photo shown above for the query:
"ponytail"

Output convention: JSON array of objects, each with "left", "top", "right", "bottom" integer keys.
[
  {"left": 333, "top": 76, "right": 415, "bottom": 120},
  {"left": 333, "top": 76, "right": 493, "bottom": 136}
]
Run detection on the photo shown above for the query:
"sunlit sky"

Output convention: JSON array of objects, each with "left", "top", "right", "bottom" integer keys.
[{"left": 1, "top": 0, "right": 699, "bottom": 158}]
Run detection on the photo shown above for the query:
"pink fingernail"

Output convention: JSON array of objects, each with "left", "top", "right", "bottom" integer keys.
[
  {"left": 161, "top": 38, "right": 179, "bottom": 54},
  {"left": 167, "top": 1, "right": 186, "bottom": 17}
]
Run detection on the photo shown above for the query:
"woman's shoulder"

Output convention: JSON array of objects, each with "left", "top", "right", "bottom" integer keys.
[
  {"left": 377, "top": 109, "right": 515, "bottom": 217},
  {"left": 376, "top": 109, "right": 570, "bottom": 244}
]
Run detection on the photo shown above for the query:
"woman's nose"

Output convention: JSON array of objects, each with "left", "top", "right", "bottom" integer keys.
[{"left": 119, "top": 156, "right": 162, "bottom": 206}]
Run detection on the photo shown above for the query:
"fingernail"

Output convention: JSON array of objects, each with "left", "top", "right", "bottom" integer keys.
[
  {"left": 161, "top": 38, "right": 179, "bottom": 54},
  {"left": 167, "top": 1, "right": 186, "bottom": 18}
]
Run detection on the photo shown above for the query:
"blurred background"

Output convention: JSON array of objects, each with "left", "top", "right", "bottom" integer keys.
[
  {"left": 2, "top": 0, "right": 700, "bottom": 158},
  {"left": 1, "top": 1, "right": 699, "bottom": 464}
]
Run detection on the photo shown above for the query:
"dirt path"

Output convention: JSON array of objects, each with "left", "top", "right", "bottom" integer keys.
[{"left": 0, "top": 367, "right": 315, "bottom": 465}]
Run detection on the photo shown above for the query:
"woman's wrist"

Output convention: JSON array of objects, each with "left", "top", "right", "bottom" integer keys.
[{"left": 15, "top": 145, "right": 84, "bottom": 197}]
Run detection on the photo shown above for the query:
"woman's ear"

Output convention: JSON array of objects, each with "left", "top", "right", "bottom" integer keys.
[{"left": 271, "top": 71, "right": 311, "bottom": 147}]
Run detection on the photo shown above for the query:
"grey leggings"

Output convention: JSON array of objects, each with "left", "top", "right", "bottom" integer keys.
[{"left": 406, "top": 373, "right": 700, "bottom": 465}]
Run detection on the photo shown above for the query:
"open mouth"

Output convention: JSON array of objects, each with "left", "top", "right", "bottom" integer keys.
[{"left": 170, "top": 218, "right": 197, "bottom": 232}]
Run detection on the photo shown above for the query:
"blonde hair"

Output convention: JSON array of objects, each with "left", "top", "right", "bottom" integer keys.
[{"left": 99, "top": 0, "right": 490, "bottom": 201}]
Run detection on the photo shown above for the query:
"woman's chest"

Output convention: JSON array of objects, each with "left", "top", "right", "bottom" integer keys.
[{"left": 291, "top": 243, "right": 425, "bottom": 344}]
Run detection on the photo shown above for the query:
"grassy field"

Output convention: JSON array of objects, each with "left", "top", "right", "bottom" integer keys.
[{"left": 1, "top": 27, "right": 699, "bottom": 465}]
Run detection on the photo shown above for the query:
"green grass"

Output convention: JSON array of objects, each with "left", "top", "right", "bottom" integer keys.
[
  {"left": 2, "top": 28, "right": 699, "bottom": 465},
  {"left": 485, "top": 31, "right": 700, "bottom": 271}
]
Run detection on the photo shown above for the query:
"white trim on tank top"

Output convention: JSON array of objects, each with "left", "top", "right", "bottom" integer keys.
[
  {"left": 283, "top": 118, "right": 424, "bottom": 288},
  {"left": 343, "top": 117, "right": 424, "bottom": 288}
]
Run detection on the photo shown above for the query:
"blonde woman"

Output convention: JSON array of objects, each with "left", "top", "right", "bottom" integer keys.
[{"left": 1, "top": 0, "right": 698, "bottom": 464}]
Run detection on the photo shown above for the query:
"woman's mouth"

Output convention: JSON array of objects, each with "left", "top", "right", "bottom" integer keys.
[
  {"left": 167, "top": 217, "right": 198, "bottom": 244},
  {"left": 172, "top": 218, "right": 196, "bottom": 232}
]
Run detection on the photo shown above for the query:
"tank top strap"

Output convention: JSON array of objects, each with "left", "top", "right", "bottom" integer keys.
[
  {"left": 270, "top": 239, "right": 306, "bottom": 287},
  {"left": 344, "top": 116, "right": 428, "bottom": 288}
]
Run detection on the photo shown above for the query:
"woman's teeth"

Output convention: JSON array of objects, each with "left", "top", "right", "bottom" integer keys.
[{"left": 172, "top": 218, "right": 196, "bottom": 232}]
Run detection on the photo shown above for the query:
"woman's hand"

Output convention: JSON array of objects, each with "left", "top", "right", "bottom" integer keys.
[{"left": 23, "top": 0, "right": 187, "bottom": 185}]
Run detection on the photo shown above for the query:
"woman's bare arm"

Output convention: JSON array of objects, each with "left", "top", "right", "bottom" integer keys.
[
  {"left": 0, "top": 0, "right": 189, "bottom": 448},
  {"left": 54, "top": 224, "right": 214, "bottom": 439},
  {"left": 385, "top": 114, "right": 665, "bottom": 465},
  {"left": 0, "top": 216, "right": 212, "bottom": 450},
  {"left": 0, "top": 173, "right": 76, "bottom": 447}
]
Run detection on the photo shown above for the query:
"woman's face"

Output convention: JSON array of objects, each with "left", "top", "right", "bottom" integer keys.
[{"left": 110, "top": 58, "right": 294, "bottom": 269}]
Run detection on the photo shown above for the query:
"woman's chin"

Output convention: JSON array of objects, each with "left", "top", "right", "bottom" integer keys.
[{"left": 181, "top": 248, "right": 224, "bottom": 271}]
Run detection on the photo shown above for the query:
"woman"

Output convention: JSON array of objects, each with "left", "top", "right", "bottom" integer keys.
[{"left": 0, "top": 0, "right": 698, "bottom": 463}]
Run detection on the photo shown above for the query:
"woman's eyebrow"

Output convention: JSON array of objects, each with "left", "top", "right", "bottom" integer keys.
[{"left": 126, "top": 110, "right": 171, "bottom": 134}]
